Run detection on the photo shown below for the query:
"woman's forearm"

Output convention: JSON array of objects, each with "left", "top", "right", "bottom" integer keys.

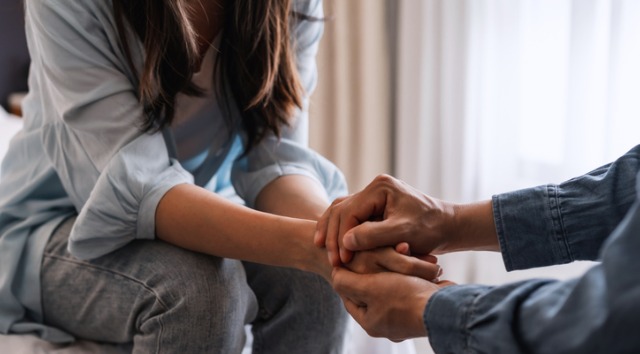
[
  {"left": 255, "top": 175, "right": 331, "bottom": 220},
  {"left": 156, "top": 184, "right": 330, "bottom": 278}
]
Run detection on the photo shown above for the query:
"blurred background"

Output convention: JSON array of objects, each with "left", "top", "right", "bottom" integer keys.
[
  {"left": 311, "top": 0, "right": 640, "bottom": 352},
  {"left": 2, "top": 0, "right": 640, "bottom": 353}
]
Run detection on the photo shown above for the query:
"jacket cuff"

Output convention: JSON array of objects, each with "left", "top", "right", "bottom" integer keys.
[
  {"left": 493, "top": 185, "right": 572, "bottom": 271},
  {"left": 425, "top": 285, "right": 491, "bottom": 354}
]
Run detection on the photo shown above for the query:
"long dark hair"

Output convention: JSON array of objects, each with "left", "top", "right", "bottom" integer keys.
[{"left": 112, "top": 0, "right": 305, "bottom": 152}]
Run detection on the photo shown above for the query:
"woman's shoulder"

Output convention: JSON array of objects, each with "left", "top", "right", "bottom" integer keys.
[
  {"left": 26, "top": 0, "right": 110, "bottom": 18},
  {"left": 293, "top": 0, "right": 323, "bottom": 17},
  {"left": 25, "top": 0, "right": 115, "bottom": 37},
  {"left": 25, "top": 0, "right": 131, "bottom": 63}
]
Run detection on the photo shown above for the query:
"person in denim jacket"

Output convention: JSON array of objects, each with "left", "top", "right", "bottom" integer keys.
[{"left": 317, "top": 145, "right": 640, "bottom": 353}]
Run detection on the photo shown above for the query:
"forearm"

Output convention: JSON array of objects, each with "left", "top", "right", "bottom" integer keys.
[
  {"left": 426, "top": 267, "right": 633, "bottom": 354},
  {"left": 493, "top": 146, "right": 640, "bottom": 270},
  {"left": 255, "top": 175, "right": 330, "bottom": 220},
  {"left": 445, "top": 200, "right": 500, "bottom": 253},
  {"left": 429, "top": 196, "right": 640, "bottom": 353},
  {"left": 156, "top": 184, "right": 329, "bottom": 278}
]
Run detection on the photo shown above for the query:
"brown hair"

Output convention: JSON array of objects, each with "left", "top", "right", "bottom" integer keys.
[{"left": 113, "top": 0, "right": 305, "bottom": 152}]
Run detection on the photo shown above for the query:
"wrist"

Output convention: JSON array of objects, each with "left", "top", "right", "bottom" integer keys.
[
  {"left": 293, "top": 219, "right": 332, "bottom": 280},
  {"left": 448, "top": 200, "right": 499, "bottom": 252}
]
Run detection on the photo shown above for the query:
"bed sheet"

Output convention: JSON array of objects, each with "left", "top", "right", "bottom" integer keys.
[{"left": 0, "top": 334, "right": 129, "bottom": 354}]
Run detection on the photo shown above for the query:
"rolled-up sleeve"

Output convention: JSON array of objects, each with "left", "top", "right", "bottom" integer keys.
[
  {"left": 27, "top": 0, "right": 193, "bottom": 260},
  {"left": 426, "top": 149, "right": 640, "bottom": 353},
  {"left": 427, "top": 186, "right": 640, "bottom": 353},
  {"left": 232, "top": 0, "right": 348, "bottom": 206},
  {"left": 493, "top": 145, "right": 640, "bottom": 271}
]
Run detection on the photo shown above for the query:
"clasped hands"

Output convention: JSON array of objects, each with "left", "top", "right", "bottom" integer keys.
[{"left": 313, "top": 175, "right": 457, "bottom": 342}]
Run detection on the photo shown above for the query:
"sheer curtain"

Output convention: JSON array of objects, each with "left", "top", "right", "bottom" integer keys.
[
  {"left": 310, "top": 0, "right": 392, "bottom": 192},
  {"left": 309, "top": 1, "right": 418, "bottom": 353},
  {"left": 395, "top": 0, "right": 640, "bottom": 352}
]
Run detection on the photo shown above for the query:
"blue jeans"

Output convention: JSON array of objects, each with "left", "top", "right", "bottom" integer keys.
[{"left": 41, "top": 217, "right": 346, "bottom": 353}]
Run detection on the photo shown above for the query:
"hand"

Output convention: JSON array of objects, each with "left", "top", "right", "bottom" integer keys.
[
  {"left": 332, "top": 267, "right": 456, "bottom": 342},
  {"left": 345, "top": 246, "right": 442, "bottom": 281},
  {"left": 315, "top": 175, "right": 455, "bottom": 266}
]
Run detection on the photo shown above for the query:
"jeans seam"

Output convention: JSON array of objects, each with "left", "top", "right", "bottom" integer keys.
[
  {"left": 42, "top": 253, "right": 171, "bottom": 311},
  {"left": 156, "top": 313, "right": 164, "bottom": 354}
]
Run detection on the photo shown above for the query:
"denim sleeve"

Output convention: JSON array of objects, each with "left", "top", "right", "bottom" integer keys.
[
  {"left": 493, "top": 145, "right": 640, "bottom": 271},
  {"left": 426, "top": 187, "right": 640, "bottom": 354},
  {"left": 232, "top": 0, "right": 348, "bottom": 206},
  {"left": 26, "top": 1, "right": 193, "bottom": 260}
]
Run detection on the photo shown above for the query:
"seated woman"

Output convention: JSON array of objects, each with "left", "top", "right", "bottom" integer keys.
[{"left": 0, "top": 1, "right": 442, "bottom": 352}]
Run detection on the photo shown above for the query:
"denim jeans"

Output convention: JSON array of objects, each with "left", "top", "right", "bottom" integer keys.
[{"left": 41, "top": 217, "right": 346, "bottom": 353}]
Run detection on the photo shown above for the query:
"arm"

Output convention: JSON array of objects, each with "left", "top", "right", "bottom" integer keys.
[
  {"left": 318, "top": 145, "right": 640, "bottom": 268},
  {"left": 232, "top": 0, "right": 348, "bottom": 220},
  {"left": 157, "top": 184, "right": 443, "bottom": 280},
  {"left": 316, "top": 175, "right": 499, "bottom": 266},
  {"left": 427, "top": 193, "right": 640, "bottom": 353},
  {"left": 157, "top": 184, "right": 329, "bottom": 277},
  {"left": 26, "top": 0, "right": 195, "bottom": 259},
  {"left": 256, "top": 175, "right": 329, "bottom": 220},
  {"left": 335, "top": 187, "right": 640, "bottom": 352},
  {"left": 495, "top": 145, "right": 640, "bottom": 270}
]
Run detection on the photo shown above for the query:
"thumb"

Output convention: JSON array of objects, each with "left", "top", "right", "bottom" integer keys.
[
  {"left": 332, "top": 267, "right": 369, "bottom": 300},
  {"left": 343, "top": 219, "right": 406, "bottom": 251}
]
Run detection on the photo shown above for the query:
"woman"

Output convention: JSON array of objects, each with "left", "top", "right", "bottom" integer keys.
[{"left": 2, "top": 0, "right": 353, "bottom": 352}]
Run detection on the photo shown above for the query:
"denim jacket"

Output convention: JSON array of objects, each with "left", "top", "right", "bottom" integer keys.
[{"left": 425, "top": 145, "right": 640, "bottom": 353}]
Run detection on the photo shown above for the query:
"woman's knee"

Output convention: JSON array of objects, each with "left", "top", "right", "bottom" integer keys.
[
  {"left": 245, "top": 263, "right": 346, "bottom": 327},
  {"left": 133, "top": 246, "right": 257, "bottom": 352},
  {"left": 155, "top": 251, "right": 256, "bottom": 324}
]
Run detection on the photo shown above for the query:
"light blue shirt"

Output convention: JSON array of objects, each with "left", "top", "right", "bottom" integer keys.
[{"left": 0, "top": 0, "right": 345, "bottom": 342}]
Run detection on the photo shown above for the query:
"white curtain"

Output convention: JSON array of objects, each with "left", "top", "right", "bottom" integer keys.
[
  {"left": 395, "top": 0, "right": 640, "bottom": 352},
  {"left": 310, "top": 0, "right": 392, "bottom": 192},
  {"left": 309, "top": 1, "right": 418, "bottom": 353}
]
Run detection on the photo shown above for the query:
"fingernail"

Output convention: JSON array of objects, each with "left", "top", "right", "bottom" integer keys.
[
  {"left": 328, "top": 251, "right": 334, "bottom": 265},
  {"left": 340, "top": 249, "right": 348, "bottom": 263},
  {"left": 313, "top": 230, "right": 320, "bottom": 245},
  {"left": 437, "top": 266, "right": 443, "bottom": 277},
  {"left": 344, "top": 232, "right": 354, "bottom": 248}
]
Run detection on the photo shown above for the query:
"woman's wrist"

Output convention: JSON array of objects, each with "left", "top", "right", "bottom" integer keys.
[{"left": 290, "top": 219, "right": 332, "bottom": 281}]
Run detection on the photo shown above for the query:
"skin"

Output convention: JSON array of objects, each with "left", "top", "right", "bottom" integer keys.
[
  {"left": 157, "top": 179, "right": 329, "bottom": 278},
  {"left": 315, "top": 174, "right": 500, "bottom": 340},
  {"left": 155, "top": 7, "right": 444, "bottom": 282},
  {"left": 190, "top": 0, "right": 225, "bottom": 61},
  {"left": 155, "top": 4, "right": 331, "bottom": 278},
  {"left": 157, "top": 5, "right": 463, "bottom": 341},
  {"left": 156, "top": 180, "right": 442, "bottom": 281},
  {"left": 315, "top": 174, "right": 500, "bottom": 266},
  {"left": 332, "top": 267, "right": 455, "bottom": 341}
]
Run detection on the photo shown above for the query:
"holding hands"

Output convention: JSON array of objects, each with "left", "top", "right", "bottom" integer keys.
[
  {"left": 315, "top": 175, "right": 499, "bottom": 340},
  {"left": 314, "top": 174, "right": 455, "bottom": 264}
]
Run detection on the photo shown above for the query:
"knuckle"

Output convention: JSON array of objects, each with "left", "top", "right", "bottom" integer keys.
[{"left": 374, "top": 174, "right": 395, "bottom": 186}]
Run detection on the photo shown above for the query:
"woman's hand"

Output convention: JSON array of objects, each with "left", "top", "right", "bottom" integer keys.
[{"left": 345, "top": 246, "right": 442, "bottom": 282}]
